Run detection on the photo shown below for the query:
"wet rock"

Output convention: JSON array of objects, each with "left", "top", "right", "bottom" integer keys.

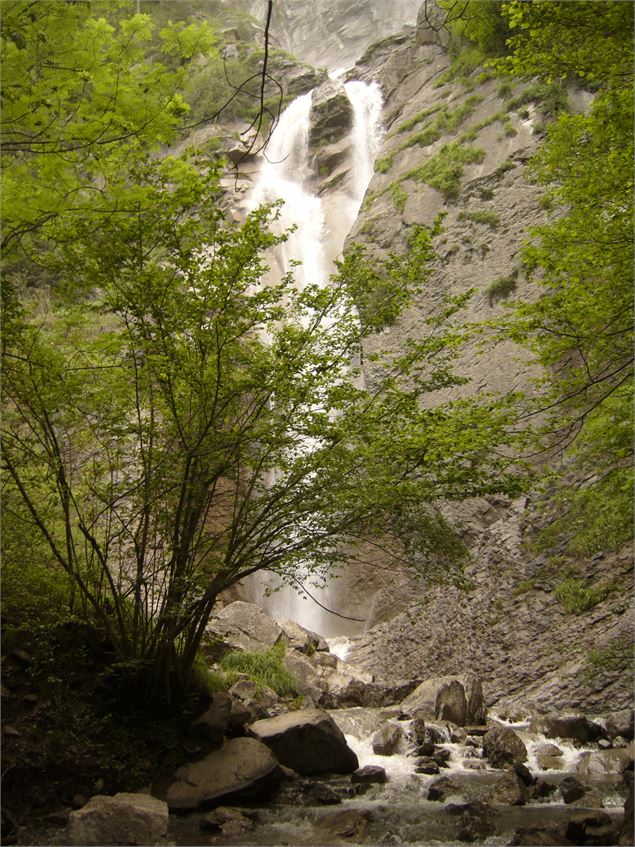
[
  {"left": 456, "top": 800, "right": 496, "bottom": 842},
  {"left": 433, "top": 748, "right": 452, "bottom": 767},
  {"left": 310, "top": 79, "right": 353, "bottom": 147},
  {"left": 68, "top": 793, "right": 168, "bottom": 846},
  {"left": 352, "top": 766, "right": 387, "bottom": 785},
  {"left": 315, "top": 806, "right": 376, "bottom": 840},
  {"left": 372, "top": 722, "right": 403, "bottom": 755},
  {"left": 400, "top": 674, "right": 485, "bottom": 726},
  {"left": 305, "top": 783, "right": 342, "bottom": 805},
  {"left": 483, "top": 725, "right": 528, "bottom": 769},
  {"left": 514, "top": 761, "right": 536, "bottom": 787},
  {"left": 531, "top": 713, "right": 606, "bottom": 743},
  {"left": 535, "top": 742, "right": 564, "bottom": 770},
  {"left": 283, "top": 649, "right": 323, "bottom": 701},
  {"left": 200, "top": 807, "right": 258, "bottom": 834},
  {"left": 229, "top": 697, "right": 255, "bottom": 731},
  {"left": 415, "top": 759, "right": 440, "bottom": 775},
  {"left": 606, "top": 709, "right": 634, "bottom": 741},
  {"left": 577, "top": 748, "right": 633, "bottom": 777},
  {"left": 619, "top": 770, "right": 634, "bottom": 845},
  {"left": 247, "top": 708, "right": 358, "bottom": 774},
  {"left": 428, "top": 776, "right": 460, "bottom": 801},
  {"left": 229, "top": 679, "right": 280, "bottom": 718},
  {"left": 410, "top": 716, "right": 427, "bottom": 745},
  {"left": 508, "top": 828, "right": 572, "bottom": 846},
  {"left": 160, "top": 737, "right": 282, "bottom": 811},
  {"left": 189, "top": 692, "right": 232, "bottom": 747},
  {"left": 565, "top": 811, "right": 621, "bottom": 846},
  {"left": 207, "top": 601, "right": 285, "bottom": 653},
  {"left": 492, "top": 771, "right": 529, "bottom": 806},
  {"left": 559, "top": 775, "right": 586, "bottom": 804},
  {"left": 533, "top": 779, "right": 557, "bottom": 799}
]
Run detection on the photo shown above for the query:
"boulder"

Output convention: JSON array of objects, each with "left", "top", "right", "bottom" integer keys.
[
  {"left": 400, "top": 675, "right": 485, "bottom": 726},
  {"left": 189, "top": 692, "right": 232, "bottom": 747},
  {"left": 283, "top": 649, "right": 323, "bottom": 701},
  {"left": 457, "top": 800, "right": 496, "bottom": 842},
  {"left": 372, "top": 722, "right": 403, "bottom": 756},
  {"left": 351, "top": 766, "right": 387, "bottom": 785},
  {"left": 68, "top": 793, "right": 168, "bottom": 846},
  {"left": 577, "top": 748, "right": 633, "bottom": 777},
  {"left": 535, "top": 742, "right": 564, "bottom": 770},
  {"left": 428, "top": 776, "right": 460, "bottom": 802},
  {"left": 161, "top": 737, "right": 282, "bottom": 811},
  {"left": 207, "top": 601, "right": 285, "bottom": 653},
  {"left": 247, "top": 708, "right": 359, "bottom": 774},
  {"left": 531, "top": 713, "right": 606, "bottom": 743},
  {"left": 606, "top": 709, "right": 634, "bottom": 741},
  {"left": 559, "top": 775, "right": 586, "bottom": 804},
  {"left": 533, "top": 780, "right": 557, "bottom": 799},
  {"left": 279, "top": 619, "right": 327, "bottom": 654},
  {"left": 492, "top": 771, "right": 529, "bottom": 806},
  {"left": 483, "top": 725, "right": 527, "bottom": 769}
]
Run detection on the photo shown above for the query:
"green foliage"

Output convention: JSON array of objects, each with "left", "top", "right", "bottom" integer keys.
[
  {"left": 585, "top": 637, "right": 634, "bottom": 681},
  {"left": 440, "top": 0, "right": 511, "bottom": 57},
  {"left": 376, "top": 153, "right": 395, "bottom": 174},
  {"left": 512, "top": 579, "right": 536, "bottom": 597},
  {"left": 505, "top": 80, "right": 569, "bottom": 121},
  {"left": 434, "top": 45, "right": 486, "bottom": 89},
  {"left": 458, "top": 210, "right": 500, "bottom": 229},
  {"left": 389, "top": 181, "right": 408, "bottom": 213},
  {"left": 219, "top": 643, "right": 297, "bottom": 697},
  {"left": 554, "top": 578, "right": 613, "bottom": 616},
  {"left": 396, "top": 106, "right": 439, "bottom": 134},
  {"left": 486, "top": 273, "right": 518, "bottom": 306},
  {"left": 405, "top": 143, "right": 486, "bottom": 200}
]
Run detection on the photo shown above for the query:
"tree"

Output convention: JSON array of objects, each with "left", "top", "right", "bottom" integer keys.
[
  {"left": 489, "top": 1, "right": 634, "bottom": 553},
  {"left": 2, "top": 148, "right": 519, "bottom": 704}
]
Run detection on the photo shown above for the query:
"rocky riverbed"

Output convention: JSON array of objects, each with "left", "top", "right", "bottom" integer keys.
[{"left": 46, "top": 603, "right": 633, "bottom": 847}]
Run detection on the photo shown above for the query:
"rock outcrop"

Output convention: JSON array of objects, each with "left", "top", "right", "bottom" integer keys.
[{"left": 400, "top": 675, "right": 485, "bottom": 726}]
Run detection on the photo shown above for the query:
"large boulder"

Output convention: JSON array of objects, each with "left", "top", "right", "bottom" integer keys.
[
  {"left": 482, "top": 725, "right": 528, "bottom": 769},
  {"left": 68, "top": 793, "right": 168, "bottom": 846},
  {"left": 400, "top": 674, "right": 485, "bottom": 726},
  {"left": 606, "top": 709, "right": 634, "bottom": 741},
  {"left": 206, "top": 602, "right": 285, "bottom": 653},
  {"left": 283, "top": 649, "right": 323, "bottom": 702},
  {"left": 247, "top": 708, "right": 359, "bottom": 774},
  {"left": 279, "top": 619, "right": 328, "bottom": 654},
  {"left": 492, "top": 771, "right": 529, "bottom": 806},
  {"left": 530, "top": 713, "right": 606, "bottom": 743},
  {"left": 160, "top": 737, "right": 282, "bottom": 811}
]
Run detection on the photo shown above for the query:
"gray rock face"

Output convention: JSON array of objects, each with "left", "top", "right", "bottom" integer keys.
[
  {"left": 207, "top": 601, "right": 286, "bottom": 653},
  {"left": 309, "top": 79, "right": 352, "bottom": 147},
  {"left": 416, "top": 0, "right": 450, "bottom": 48},
  {"left": 247, "top": 708, "right": 359, "bottom": 774},
  {"left": 400, "top": 675, "right": 485, "bottom": 726},
  {"left": 482, "top": 725, "right": 528, "bottom": 769},
  {"left": 68, "top": 793, "right": 168, "bottom": 846},
  {"left": 161, "top": 737, "right": 282, "bottom": 811},
  {"left": 279, "top": 619, "right": 327, "bottom": 654}
]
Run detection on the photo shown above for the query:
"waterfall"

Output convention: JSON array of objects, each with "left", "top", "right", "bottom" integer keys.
[{"left": 245, "top": 79, "right": 383, "bottom": 636}]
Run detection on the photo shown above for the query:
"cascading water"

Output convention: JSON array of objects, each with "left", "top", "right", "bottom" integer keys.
[{"left": 244, "top": 79, "right": 383, "bottom": 636}]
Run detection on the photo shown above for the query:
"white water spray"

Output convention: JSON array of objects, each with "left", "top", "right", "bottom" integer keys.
[{"left": 246, "top": 80, "right": 383, "bottom": 635}]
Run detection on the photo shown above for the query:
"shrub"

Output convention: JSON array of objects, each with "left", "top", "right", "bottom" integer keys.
[
  {"left": 584, "top": 637, "right": 634, "bottom": 679},
  {"left": 486, "top": 272, "right": 517, "bottom": 305},
  {"left": 458, "top": 209, "right": 500, "bottom": 228},
  {"left": 376, "top": 153, "right": 395, "bottom": 174},
  {"left": 390, "top": 181, "right": 408, "bottom": 212},
  {"left": 396, "top": 106, "right": 439, "bottom": 134},
  {"left": 554, "top": 578, "right": 613, "bottom": 615},
  {"left": 405, "top": 142, "right": 486, "bottom": 200}
]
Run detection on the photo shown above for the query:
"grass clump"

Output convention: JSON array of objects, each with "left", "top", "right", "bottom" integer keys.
[
  {"left": 434, "top": 45, "right": 485, "bottom": 89},
  {"left": 219, "top": 642, "right": 298, "bottom": 697},
  {"left": 506, "top": 80, "right": 569, "bottom": 120},
  {"left": 486, "top": 271, "right": 518, "bottom": 305},
  {"left": 404, "top": 95, "right": 484, "bottom": 151},
  {"left": 512, "top": 578, "right": 536, "bottom": 596},
  {"left": 396, "top": 105, "right": 439, "bottom": 134},
  {"left": 585, "top": 637, "right": 634, "bottom": 680},
  {"left": 376, "top": 153, "right": 395, "bottom": 174},
  {"left": 458, "top": 209, "right": 500, "bottom": 228},
  {"left": 405, "top": 142, "right": 486, "bottom": 200},
  {"left": 389, "top": 181, "right": 408, "bottom": 213},
  {"left": 554, "top": 578, "right": 613, "bottom": 615}
]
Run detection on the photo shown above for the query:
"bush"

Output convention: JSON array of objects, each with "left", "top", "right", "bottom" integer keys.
[
  {"left": 554, "top": 578, "right": 612, "bottom": 615},
  {"left": 219, "top": 643, "right": 298, "bottom": 697},
  {"left": 486, "top": 272, "right": 517, "bottom": 305},
  {"left": 390, "top": 181, "right": 408, "bottom": 212},
  {"left": 458, "top": 209, "right": 500, "bottom": 228},
  {"left": 405, "top": 142, "right": 486, "bottom": 200}
]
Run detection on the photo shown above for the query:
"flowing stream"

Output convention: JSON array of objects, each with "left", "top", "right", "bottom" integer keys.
[{"left": 245, "top": 78, "right": 383, "bottom": 637}]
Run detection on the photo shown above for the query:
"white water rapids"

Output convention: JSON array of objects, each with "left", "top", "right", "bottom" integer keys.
[{"left": 245, "top": 78, "right": 383, "bottom": 637}]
